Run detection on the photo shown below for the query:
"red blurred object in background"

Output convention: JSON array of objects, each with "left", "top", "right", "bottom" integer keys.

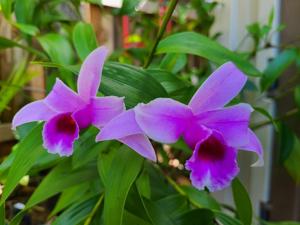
[{"left": 122, "top": 0, "right": 172, "bottom": 49}]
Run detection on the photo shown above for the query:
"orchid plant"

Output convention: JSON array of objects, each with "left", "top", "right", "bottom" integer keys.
[{"left": 0, "top": 0, "right": 300, "bottom": 225}]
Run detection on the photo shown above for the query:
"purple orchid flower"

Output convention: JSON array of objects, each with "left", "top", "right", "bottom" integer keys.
[
  {"left": 97, "top": 62, "right": 263, "bottom": 191},
  {"left": 12, "top": 47, "right": 125, "bottom": 156}
]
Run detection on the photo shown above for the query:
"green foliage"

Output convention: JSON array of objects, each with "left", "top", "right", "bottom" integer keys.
[
  {"left": 279, "top": 123, "right": 296, "bottom": 164},
  {"left": 157, "top": 32, "right": 261, "bottom": 76},
  {"left": 101, "top": 62, "right": 168, "bottom": 107},
  {"left": 284, "top": 137, "right": 300, "bottom": 183},
  {"left": 261, "top": 49, "right": 297, "bottom": 91},
  {"left": 294, "top": 85, "right": 300, "bottom": 110},
  {"left": 232, "top": 178, "right": 253, "bottom": 225},
  {"left": 99, "top": 146, "right": 144, "bottom": 225},
  {"left": 73, "top": 22, "right": 98, "bottom": 61},
  {"left": 0, "top": 0, "right": 12, "bottom": 19},
  {"left": 0, "top": 124, "right": 44, "bottom": 205}
]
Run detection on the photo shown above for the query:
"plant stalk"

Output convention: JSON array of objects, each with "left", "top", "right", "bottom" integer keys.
[
  {"left": 143, "top": 0, "right": 178, "bottom": 68},
  {"left": 251, "top": 108, "right": 299, "bottom": 130}
]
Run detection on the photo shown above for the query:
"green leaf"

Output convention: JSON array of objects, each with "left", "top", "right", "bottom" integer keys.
[
  {"left": 73, "top": 22, "right": 98, "bottom": 61},
  {"left": 0, "top": 59, "right": 30, "bottom": 113},
  {"left": 215, "top": 211, "right": 243, "bottom": 225},
  {"left": 0, "top": 36, "right": 45, "bottom": 57},
  {"left": 141, "top": 198, "right": 173, "bottom": 225},
  {"left": 254, "top": 106, "right": 278, "bottom": 131},
  {"left": 156, "top": 194, "right": 188, "bottom": 218},
  {"left": 123, "top": 210, "right": 152, "bottom": 225},
  {"left": 294, "top": 85, "right": 300, "bottom": 110},
  {"left": 101, "top": 62, "right": 168, "bottom": 108},
  {"left": 261, "top": 49, "right": 297, "bottom": 91},
  {"left": 284, "top": 137, "right": 300, "bottom": 183},
  {"left": 37, "top": 33, "right": 75, "bottom": 87},
  {"left": 175, "top": 209, "right": 214, "bottom": 225},
  {"left": 232, "top": 178, "right": 252, "bottom": 225},
  {"left": 160, "top": 53, "right": 187, "bottom": 74},
  {"left": 136, "top": 169, "right": 151, "bottom": 199},
  {"left": 50, "top": 183, "right": 91, "bottom": 216},
  {"left": 181, "top": 185, "right": 220, "bottom": 210},
  {"left": 26, "top": 159, "right": 99, "bottom": 209},
  {"left": 0, "top": 36, "right": 21, "bottom": 49},
  {"left": 72, "top": 127, "right": 110, "bottom": 169},
  {"left": 15, "top": 0, "right": 37, "bottom": 24},
  {"left": 37, "top": 33, "right": 75, "bottom": 65},
  {"left": 52, "top": 196, "right": 99, "bottom": 225},
  {"left": 157, "top": 32, "right": 261, "bottom": 76},
  {"left": 14, "top": 23, "right": 40, "bottom": 36},
  {"left": 146, "top": 69, "right": 189, "bottom": 95},
  {"left": 0, "top": 0, "right": 12, "bottom": 19},
  {"left": 264, "top": 222, "right": 300, "bottom": 225},
  {"left": 101, "top": 146, "right": 144, "bottom": 225},
  {"left": 0, "top": 124, "right": 44, "bottom": 205},
  {"left": 279, "top": 123, "right": 295, "bottom": 164},
  {"left": 0, "top": 204, "right": 5, "bottom": 225}
]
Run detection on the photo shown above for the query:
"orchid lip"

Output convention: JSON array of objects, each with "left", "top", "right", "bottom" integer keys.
[{"left": 197, "top": 135, "right": 226, "bottom": 161}]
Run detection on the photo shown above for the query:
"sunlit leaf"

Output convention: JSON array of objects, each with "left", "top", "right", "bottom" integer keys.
[
  {"left": 160, "top": 53, "right": 187, "bottom": 74},
  {"left": 73, "top": 22, "right": 98, "bottom": 61},
  {"left": 157, "top": 32, "right": 261, "bottom": 76},
  {"left": 14, "top": 23, "right": 39, "bottom": 36}
]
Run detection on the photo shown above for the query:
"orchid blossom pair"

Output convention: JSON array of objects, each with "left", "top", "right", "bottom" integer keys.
[{"left": 13, "top": 46, "right": 263, "bottom": 192}]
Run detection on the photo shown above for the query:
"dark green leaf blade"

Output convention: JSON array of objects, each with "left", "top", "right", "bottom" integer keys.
[{"left": 101, "top": 62, "right": 168, "bottom": 107}]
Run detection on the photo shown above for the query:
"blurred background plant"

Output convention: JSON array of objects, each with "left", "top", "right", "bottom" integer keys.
[{"left": 0, "top": 0, "right": 300, "bottom": 224}]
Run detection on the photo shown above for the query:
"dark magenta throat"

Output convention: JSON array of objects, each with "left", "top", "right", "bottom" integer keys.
[
  {"left": 197, "top": 135, "right": 225, "bottom": 161},
  {"left": 56, "top": 114, "right": 77, "bottom": 134}
]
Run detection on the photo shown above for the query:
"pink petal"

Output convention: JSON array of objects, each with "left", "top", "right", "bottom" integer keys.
[
  {"left": 183, "top": 123, "right": 212, "bottom": 150},
  {"left": 239, "top": 129, "right": 264, "bottom": 167},
  {"left": 188, "top": 62, "right": 247, "bottom": 114},
  {"left": 12, "top": 100, "right": 57, "bottom": 129},
  {"left": 96, "top": 109, "right": 143, "bottom": 141},
  {"left": 44, "top": 79, "right": 85, "bottom": 112},
  {"left": 91, "top": 96, "right": 125, "bottom": 127},
  {"left": 119, "top": 134, "right": 156, "bottom": 161},
  {"left": 77, "top": 46, "right": 108, "bottom": 100},
  {"left": 135, "top": 98, "right": 193, "bottom": 144},
  {"left": 186, "top": 130, "right": 239, "bottom": 192},
  {"left": 196, "top": 103, "right": 253, "bottom": 147},
  {"left": 72, "top": 105, "right": 93, "bottom": 129},
  {"left": 43, "top": 113, "right": 79, "bottom": 156}
]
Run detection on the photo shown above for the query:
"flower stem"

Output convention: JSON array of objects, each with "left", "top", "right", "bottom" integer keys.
[
  {"left": 143, "top": 0, "right": 179, "bottom": 68},
  {"left": 251, "top": 108, "right": 299, "bottom": 130},
  {"left": 83, "top": 194, "right": 104, "bottom": 225}
]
